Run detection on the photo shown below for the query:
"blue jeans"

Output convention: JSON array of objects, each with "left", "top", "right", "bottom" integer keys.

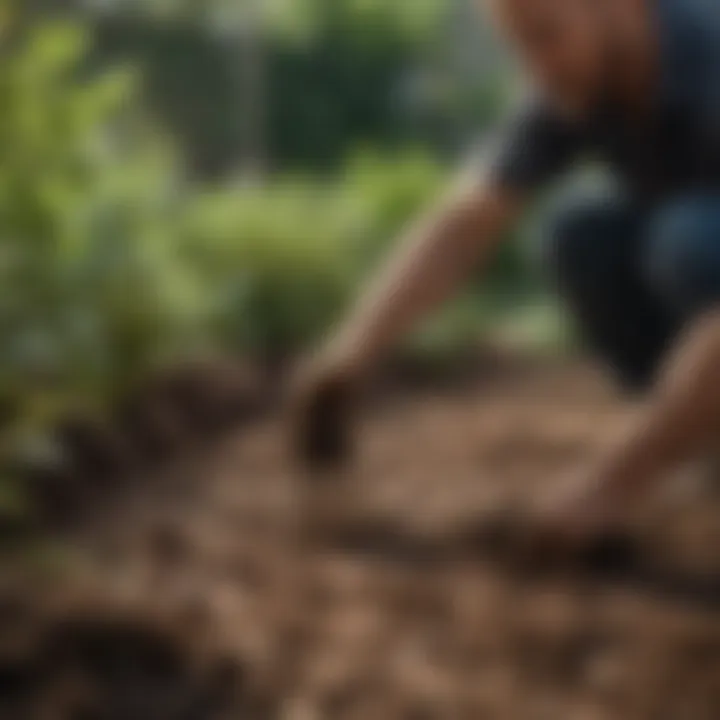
[{"left": 544, "top": 194, "right": 720, "bottom": 392}]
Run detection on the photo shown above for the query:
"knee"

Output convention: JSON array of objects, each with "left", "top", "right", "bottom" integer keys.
[
  {"left": 542, "top": 198, "right": 620, "bottom": 291},
  {"left": 644, "top": 199, "right": 720, "bottom": 314}
]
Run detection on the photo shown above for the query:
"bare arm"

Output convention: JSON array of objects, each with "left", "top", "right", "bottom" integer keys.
[
  {"left": 293, "top": 175, "right": 523, "bottom": 468},
  {"left": 591, "top": 312, "right": 720, "bottom": 502},
  {"left": 327, "top": 176, "right": 523, "bottom": 371},
  {"left": 545, "top": 310, "right": 720, "bottom": 538}
]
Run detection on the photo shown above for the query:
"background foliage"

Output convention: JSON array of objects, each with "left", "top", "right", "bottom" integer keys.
[{"left": 0, "top": 0, "right": 556, "bottom": 500}]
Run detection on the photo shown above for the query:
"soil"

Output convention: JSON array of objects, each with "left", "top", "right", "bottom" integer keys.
[{"left": 1, "top": 358, "right": 719, "bottom": 719}]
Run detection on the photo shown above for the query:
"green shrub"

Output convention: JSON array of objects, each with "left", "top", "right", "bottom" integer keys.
[
  {"left": 181, "top": 150, "right": 445, "bottom": 356},
  {"left": 0, "top": 17, "right": 205, "bottom": 428}
]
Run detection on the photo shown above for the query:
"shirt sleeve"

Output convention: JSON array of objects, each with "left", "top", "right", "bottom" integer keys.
[{"left": 485, "top": 100, "right": 583, "bottom": 193}]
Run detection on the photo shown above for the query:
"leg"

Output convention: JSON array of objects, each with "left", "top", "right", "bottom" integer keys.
[
  {"left": 644, "top": 195, "right": 720, "bottom": 320},
  {"left": 543, "top": 194, "right": 678, "bottom": 392}
]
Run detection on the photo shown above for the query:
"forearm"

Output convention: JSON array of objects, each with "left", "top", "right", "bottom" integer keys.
[{"left": 333, "top": 180, "right": 519, "bottom": 367}]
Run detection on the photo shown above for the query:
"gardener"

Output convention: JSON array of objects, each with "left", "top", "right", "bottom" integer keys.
[{"left": 293, "top": 0, "right": 720, "bottom": 546}]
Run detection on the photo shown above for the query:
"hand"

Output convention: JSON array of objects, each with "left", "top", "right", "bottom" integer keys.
[
  {"left": 289, "top": 340, "right": 365, "bottom": 471},
  {"left": 516, "top": 470, "right": 639, "bottom": 571},
  {"left": 533, "top": 473, "right": 623, "bottom": 540}
]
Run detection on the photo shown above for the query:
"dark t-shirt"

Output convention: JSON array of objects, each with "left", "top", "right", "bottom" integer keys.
[{"left": 489, "top": 0, "right": 720, "bottom": 203}]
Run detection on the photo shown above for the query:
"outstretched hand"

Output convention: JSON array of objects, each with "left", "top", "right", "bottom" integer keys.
[
  {"left": 289, "top": 348, "right": 361, "bottom": 471},
  {"left": 509, "top": 469, "right": 641, "bottom": 572}
]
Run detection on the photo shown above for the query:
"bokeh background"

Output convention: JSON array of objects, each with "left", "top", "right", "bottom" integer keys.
[
  {"left": 0, "top": 0, "right": 570, "bottom": 523},
  {"left": 0, "top": 3, "right": 718, "bottom": 720},
  {"left": 0, "top": 0, "right": 557, "bottom": 469}
]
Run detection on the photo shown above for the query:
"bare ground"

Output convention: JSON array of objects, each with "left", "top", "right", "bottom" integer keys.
[{"left": 2, "top": 360, "right": 719, "bottom": 719}]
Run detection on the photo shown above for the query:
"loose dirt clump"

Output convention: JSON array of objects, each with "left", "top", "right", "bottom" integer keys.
[
  {"left": 0, "top": 578, "right": 253, "bottom": 720},
  {"left": 13, "top": 357, "right": 269, "bottom": 531}
]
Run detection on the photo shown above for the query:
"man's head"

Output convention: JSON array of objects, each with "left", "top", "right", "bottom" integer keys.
[{"left": 486, "top": 0, "right": 648, "bottom": 115}]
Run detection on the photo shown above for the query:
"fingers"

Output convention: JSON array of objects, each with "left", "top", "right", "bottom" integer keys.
[
  {"left": 293, "top": 374, "right": 355, "bottom": 470},
  {"left": 473, "top": 495, "right": 640, "bottom": 576},
  {"left": 289, "top": 351, "right": 360, "bottom": 472},
  {"left": 508, "top": 509, "right": 640, "bottom": 576}
]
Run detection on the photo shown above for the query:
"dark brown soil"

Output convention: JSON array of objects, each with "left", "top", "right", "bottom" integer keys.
[{"left": 3, "top": 359, "right": 720, "bottom": 719}]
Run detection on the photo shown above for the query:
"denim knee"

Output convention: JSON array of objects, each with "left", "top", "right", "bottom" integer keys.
[
  {"left": 644, "top": 198, "right": 720, "bottom": 317},
  {"left": 542, "top": 196, "right": 634, "bottom": 295},
  {"left": 541, "top": 195, "right": 674, "bottom": 392}
]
